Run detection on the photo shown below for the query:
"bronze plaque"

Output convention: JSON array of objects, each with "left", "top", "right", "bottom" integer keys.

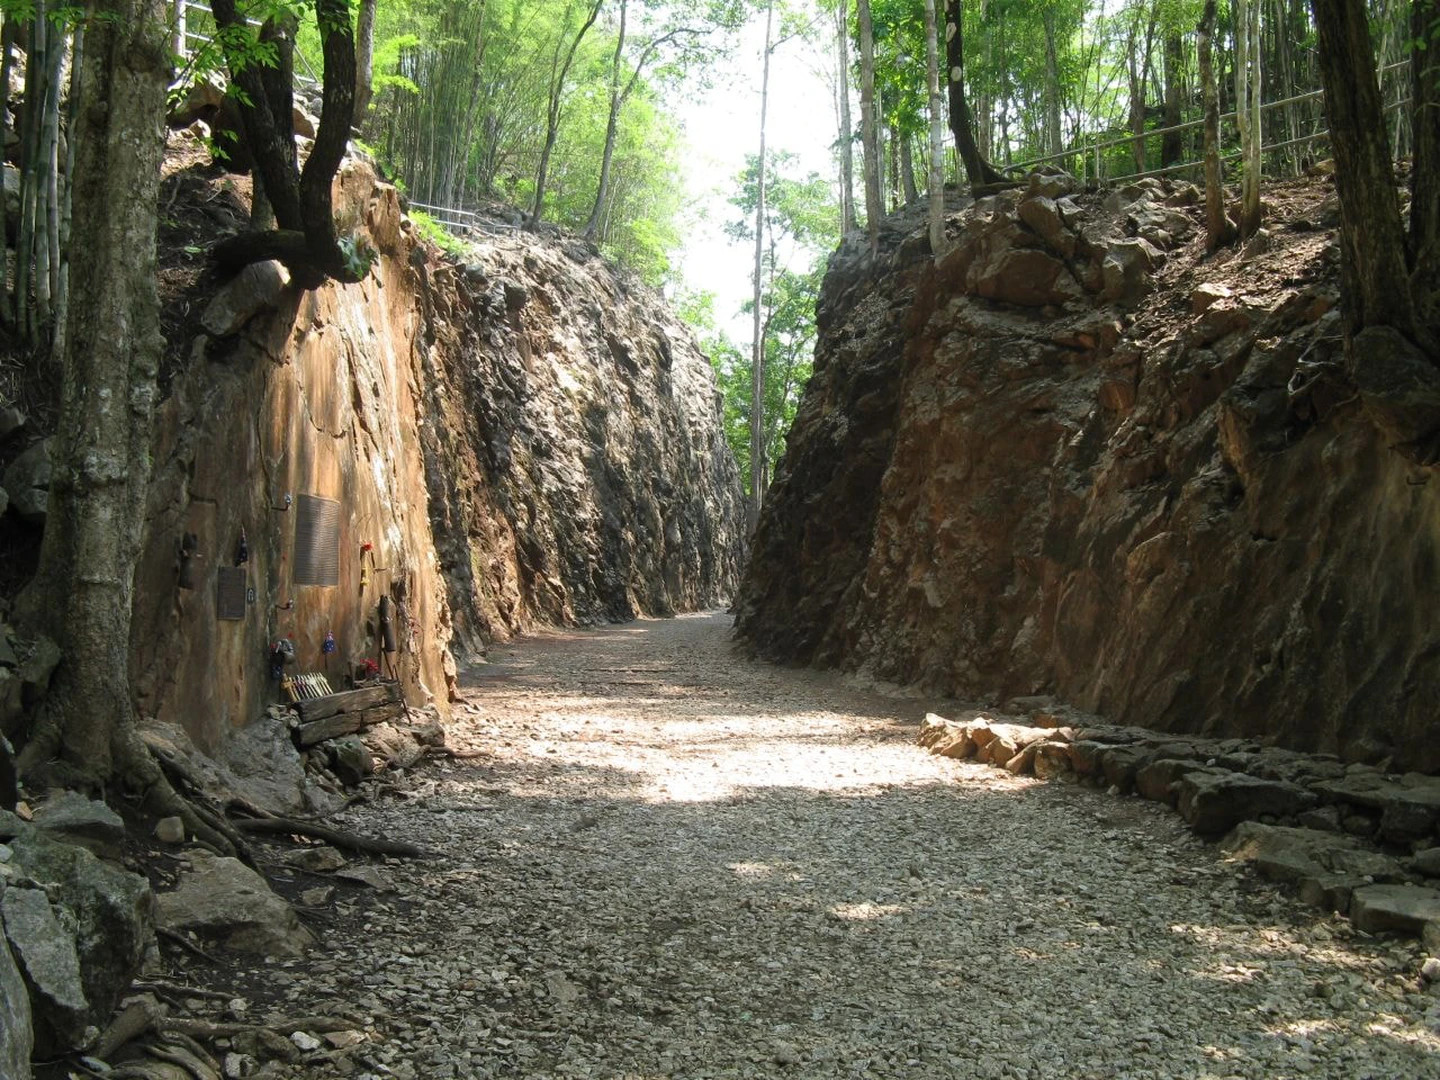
[
  {"left": 216, "top": 566, "right": 247, "bottom": 620},
  {"left": 293, "top": 494, "right": 341, "bottom": 587}
]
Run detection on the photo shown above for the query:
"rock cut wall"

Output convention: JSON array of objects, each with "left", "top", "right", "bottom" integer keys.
[
  {"left": 130, "top": 158, "right": 742, "bottom": 753},
  {"left": 737, "top": 174, "right": 1440, "bottom": 771}
]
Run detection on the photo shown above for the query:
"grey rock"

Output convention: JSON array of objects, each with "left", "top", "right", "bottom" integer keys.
[
  {"left": 157, "top": 852, "right": 313, "bottom": 957},
  {"left": 1221, "top": 822, "right": 1407, "bottom": 914},
  {"left": 216, "top": 713, "right": 312, "bottom": 816},
  {"left": 1413, "top": 847, "right": 1440, "bottom": 879},
  {"left": 0, "top": 926, "right": 31, "bottom": 1080},
  {"left": 1, "top": 887, "right": 88, "bottom": 1039},
  {"left": 4, "top": 831, "right": 151, "bottom": 1055},
  {"left": 280, "top": 845, "right": 346, "bottom": 873},
  {"left": 2, "top": 439, "right": 51, "bottom": 525},
  {"left": 1351, "top": 884, "right": 1440, "bottom": 936},
  {"left": 202, "top": 260, "right": 292, "bottom": 336},
  {"left": 1176, "top": 769, "right": 1317, "bottom": 837},
  {"left": 1017, "top": 195, "right": 1076, "bottom": 258},
  {"left": 1297, "top": 805, "right": 1343, "bottom": 833},
  {"left": 329, "top": 735, "right": 373, "bottom": 786},
  {"left": 31, "top": 792, "right": 126, "bottom": 853},
  {"left": 154, "top": 816, "right": 185, "bottom": 844},
  {"left": 0, "top": 404, "right": 23, "bottom": 440}
]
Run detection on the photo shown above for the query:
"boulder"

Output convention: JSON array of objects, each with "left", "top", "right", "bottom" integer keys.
[
  {"left": 0, "top": 925, "right": 31, "bottom": 1080},
  {"left": 31, "top": 792, "right": 126, "bottom": 855},
  {"left": 1413, "top": 847, "right": 1440, "bottom": 879},
  {"left": 1312, "top": 773, "right": 1440, "bottom": 846},
  {"left": 2, "top": 439, "right": 51, "bottom": 525},
  {"left": 201, "top": 260, "right": 292, "bottom": 337},
  {"left": 1176, "top": 769, "right": 1317, "bottom": 836},
  {"left": 1, "top": 886, "right": 88, "bottom": 1049},
  {"left": 1221, "top": 822, "right": 1408, "bottom": 915},
  {"left": 1350, "top": 884, "right": 1440, "bottom": 936},
  {"left": 1134, "top": 757, "right": 1204, "bottom": 806},
  {"left": 279, "top": 846, "right": 346, "bottom": 873},
  {"left": 971, "top": 246, "right": 1082, "bottom": 308},
  {"left": 4, "top": 830, "right": 151, "bottom": 1055},
  {"left": 216, "top": 713, "right": 311, "bottom": 816},
  {"left": 1017, "top": 195, "right": 1077, "bottom": 259},
  {"left": 157, "top": 852, "right": 313, "bottom": 958},
  {"left": 1098, "top": 238, "right": 1162, "bottom": 306}
]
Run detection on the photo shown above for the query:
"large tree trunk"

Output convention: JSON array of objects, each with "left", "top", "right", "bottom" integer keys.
[
  {"left": 944, "top": 0, "right": 1004, "bottom": 187},
  {"left": 857, "top": 0, "right": 882, "bottom": 253},
  {"left": 835, "top": 0, "right": 856, "bottom": 235},
  {"left": 1199, "top": 0, "right": 1235, "bottom": 250},
  {"left": 18, "top": 0, "right": 169, "bottom": 779},
  {"left": 1310, "top": 0, "right": 1413, "bottom": 338}
]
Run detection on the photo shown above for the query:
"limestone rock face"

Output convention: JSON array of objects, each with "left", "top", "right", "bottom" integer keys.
[
  {"left": 737, "top": 181, "right": 1439, "bottom": 771},
  {"left": 129, "top": 161, "right": 742, "bottom": 755}
]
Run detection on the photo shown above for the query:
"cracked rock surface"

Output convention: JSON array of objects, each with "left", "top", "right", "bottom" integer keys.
[{"left": 216, "top": 613, "right": 1439, "bottom": 1079}]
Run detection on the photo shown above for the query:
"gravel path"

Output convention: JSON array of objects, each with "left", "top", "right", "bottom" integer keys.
[{"left": 241, "top": 613, "right": 1439, "bottom": 1079}]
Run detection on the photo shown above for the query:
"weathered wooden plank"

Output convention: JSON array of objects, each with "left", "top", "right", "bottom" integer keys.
[
  {"left": 292, "top": 682, "right": 399, "bottom": 723},
  {"left": 295, "top": 701, "right": 404, "bottom": 747}
]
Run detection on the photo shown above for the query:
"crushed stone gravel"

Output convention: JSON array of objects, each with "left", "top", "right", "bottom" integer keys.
[{"left": 218, "top": 612, "right": 1440, "bottom": 1079}]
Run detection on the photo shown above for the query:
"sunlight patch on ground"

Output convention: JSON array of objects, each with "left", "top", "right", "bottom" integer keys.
[{"left": 829, "top": 901, "right": 907, "bottom": 921}]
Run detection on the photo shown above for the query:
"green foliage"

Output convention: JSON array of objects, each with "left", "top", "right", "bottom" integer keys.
[{"left": 407, "top": 209, "right": 471, "bottom": 257}]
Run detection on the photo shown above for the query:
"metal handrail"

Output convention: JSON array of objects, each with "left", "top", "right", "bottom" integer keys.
[{"left": 1002, "top": 58, "right": 1412, "bottom": 181}]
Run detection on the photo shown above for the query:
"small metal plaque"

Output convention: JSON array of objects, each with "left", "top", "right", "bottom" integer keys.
[
  {"left": 293, "top": 494, "right": 341, "bottom": 587},
  {"left": 216, "top": 567, "right": 247, "bottom": 620}
]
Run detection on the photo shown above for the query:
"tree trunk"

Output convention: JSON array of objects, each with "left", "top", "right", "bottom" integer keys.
[
  {"left": 749, "top": 0, "right": 773, "bottom": 530},
  {"left": 898, "top": 130, "right": 918, "bottom": 205},
  {"left": 1042, "top": 8, "right": 1062, "bottom": 157},
  {"left": 1234, "top": 0, "right": 1263, "bottom": 237},
  {"left": 585, "top": 0, "right": 628, "bottom": 241},
  {"left": 17, "top": 0, "right": 169, "bottom": 781},
  {"left": 1199, "top": 1, "right": 1233, "bottom": 251},
  {"left": 924, "top": 0, "right": 946, "bottom": 257},
  {"left": 836, "top": 0, "right": 856, "bottom": 234},
  {"left": 1161, "top": 27, "right": 1184, "bottom": 166},
  {"left": 354, "top": 0, "right": 377, "bottom": 120},
  {"left": 944, "top": 0, "right": 1004, "bottom": 187},
  {"left": 857, "top": 0, "right": 882, "bottom": 253},
  {"left": 0, "top": 18, "right": 13, "bottom": 328},
  {"left": 530, "top": 0, "right": 603, "bottom": 230},
  {"left": 1310, "top": 0, "right": 1413, "bottom": 337},
  {"left": 1410, "top": 0, "right": 1440, "bottom": 323},
  {"left": 49, "top": 18, "right": 84, "bottom": 368}
]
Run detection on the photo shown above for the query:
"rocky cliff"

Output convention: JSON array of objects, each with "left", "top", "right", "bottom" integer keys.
[
  {"left": 116, "top": 149, "right": 742, "bottom": 754},
  {"left": 737, "top": 173, "right": 1440, "bottom": 772}
]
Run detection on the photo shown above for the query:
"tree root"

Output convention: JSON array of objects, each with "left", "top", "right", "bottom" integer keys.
[{"left": 232, "top": 815, "right": 434, "bottom": 858}]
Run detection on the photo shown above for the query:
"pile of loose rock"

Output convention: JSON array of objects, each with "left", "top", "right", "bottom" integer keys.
[{"left": 919, "top": 710, "right": 1440, "bottom": 947}]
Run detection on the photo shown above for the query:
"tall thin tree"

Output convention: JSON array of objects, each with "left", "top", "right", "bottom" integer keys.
[
  {"left": 750, "top": 0, "right": 775, "bottom": 528},
  {"left": 923, "top": 0, "right": 946, "bottom": 256},
  {"left": 858, "top": 0, "right": 882, "bottom": 253}
]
